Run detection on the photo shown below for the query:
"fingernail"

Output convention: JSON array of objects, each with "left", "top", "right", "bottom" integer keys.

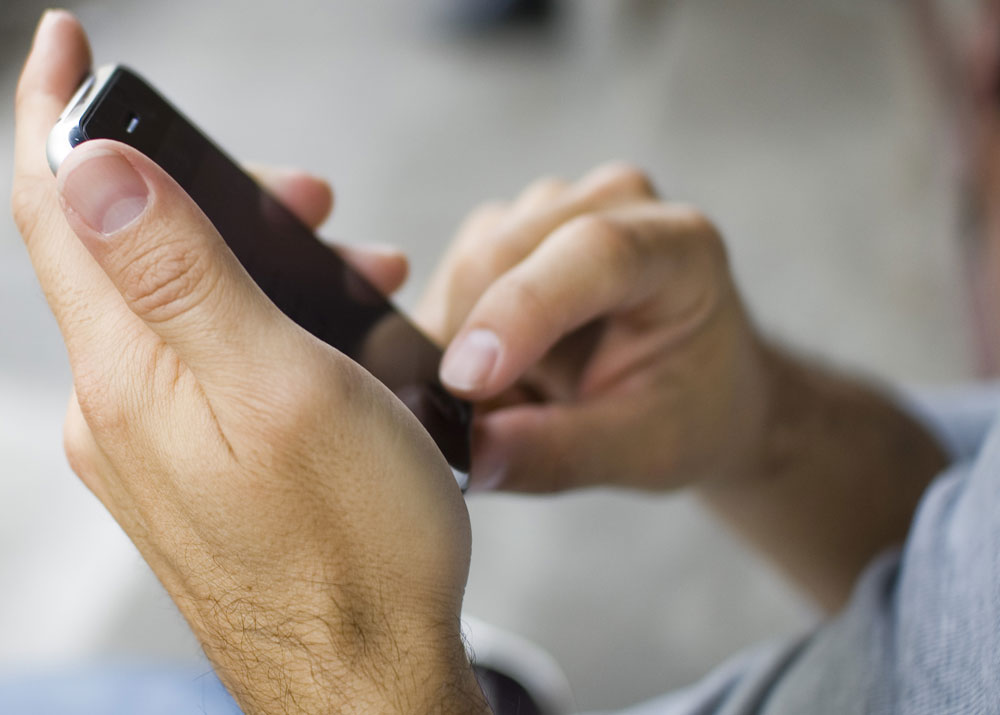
[
  {"left": 440, "top": 329, "right": 501, "bottom": 393},
  {"left": 60, "top": 149, "right": 149, "bottom": 235}
]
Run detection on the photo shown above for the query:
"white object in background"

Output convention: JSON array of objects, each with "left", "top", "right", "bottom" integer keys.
[{"left": 463, "top": 614, "right": 577, "bottom": 714}]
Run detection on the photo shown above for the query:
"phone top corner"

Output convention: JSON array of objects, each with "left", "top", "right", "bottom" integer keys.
[{"left": 45, "top": 64, "right": 122, "bottom": 174}]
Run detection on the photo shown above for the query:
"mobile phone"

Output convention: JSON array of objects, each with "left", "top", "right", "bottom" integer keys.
[{"left": 47, "top": 65, "right": 471, "bottom": 488}]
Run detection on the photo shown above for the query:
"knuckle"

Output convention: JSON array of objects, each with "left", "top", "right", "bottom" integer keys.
[
  {"left": 671, "top": 204, "right": 729, "bottom": 265},
  {"left": 63, "top": 411, "right": 92, "bottom": 479},
  {"left": 461, "top": 201, "right": 507, "bottom": 235},
  {"left": 588, "top": 162, "right": 655, "bottom": 198},
  {"left": 73, "top": 369, "right": 129, "bottom": 437},
  {"left": 117, "top": 236, "right": 215, "bottom": 323},
  {"left": 566, "top": 214, "right": 640, "bottom": 276},
  {"left": 674, "top": 203, "right": 716, "bottom": 234},
  {"left": 499, "top": 273, "right": 560, "bottom": 336},
  {"left": 455, "top": 201, "right": 509, "bottom": 249},
  {"left": 248, "top": 357, "right": 363, "bottom": 464},
  {"left": 63, "top": 432, "right": 92, "bottom": 480},
  {"left": 449, "top": 250, "right": 483, "bottom": 291},
  {"left": 469, "top": 200, "right": 508, "bottom": 224},
  {"left": 71, "top": 335, "right": 150, "bottom": 438},
  {"left": 565, "top": 212, "right": 623, "bottom": 239},
  {"left": 519, "top": 176, "right": 565, "bottom": 202},
  {"left": 560, "top": 214, "right": 643, "bottom": 303},
  {"left": 451, "top": 236, "right": 504, "bottom": 296},
  {"left": 450, "top": 201, "right": 509, "bottom": 262}
]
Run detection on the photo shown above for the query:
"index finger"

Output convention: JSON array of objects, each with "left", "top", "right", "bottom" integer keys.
[
  {"left": 10, "top": 12, "right": 144, "bottom": 366},
  {"left": 439, "top": 203, "right": 726, "bottom": 399},
  {"left": 13, "top": 11, "right": 92, "bottom": 191}
]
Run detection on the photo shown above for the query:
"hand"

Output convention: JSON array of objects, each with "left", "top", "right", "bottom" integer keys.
[
  {"left": 12, "top": 12, "right": 487, "bottom": 714},
  {"left": 418, "top": 163, "right": 772, "bottom": 493},
  {"left": 419, "top": 165, "right": 951, "bottom": 610}
]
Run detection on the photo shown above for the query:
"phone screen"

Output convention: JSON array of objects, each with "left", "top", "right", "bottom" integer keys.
[{"left": 72, "top": 67, "right": 472, "bottom": 477}]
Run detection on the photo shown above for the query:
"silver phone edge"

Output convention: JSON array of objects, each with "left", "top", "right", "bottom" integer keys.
[
  {"left": 453, "top": 467, "right": 470, "bottom": 492},
  {"left": 46, "top": 64, "right": 120, "bottom": 175}
]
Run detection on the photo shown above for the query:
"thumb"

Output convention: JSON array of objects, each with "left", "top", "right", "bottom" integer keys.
[{"left": 57, "top": 139, "right": 289, "bottom": 387}]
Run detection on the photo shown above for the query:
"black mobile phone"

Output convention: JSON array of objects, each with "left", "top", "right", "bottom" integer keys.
[{"left": 48, "top": 65, "right": 472, "bottom": 487}]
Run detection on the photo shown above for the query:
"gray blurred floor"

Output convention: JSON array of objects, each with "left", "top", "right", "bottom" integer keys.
[{"left": 0, "top": 0, "right": 974, "bottom": 711}]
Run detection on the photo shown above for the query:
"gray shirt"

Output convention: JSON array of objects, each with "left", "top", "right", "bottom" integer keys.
[{"left": 616, "top": 384, "right": 1000, "bottom": 715}]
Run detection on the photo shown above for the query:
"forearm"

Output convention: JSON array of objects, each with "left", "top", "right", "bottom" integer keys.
[{"left": 699, "top": 345, "right": 949, "bottom": 611}]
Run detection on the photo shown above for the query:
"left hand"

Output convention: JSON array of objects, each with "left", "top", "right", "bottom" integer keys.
[{"left": 12, "top": 12, "right": 488, "bottom": 714}]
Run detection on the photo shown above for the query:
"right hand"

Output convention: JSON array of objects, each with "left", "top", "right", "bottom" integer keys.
[{"left": 417, "top": 163, "right": 775, "bottom": 493}]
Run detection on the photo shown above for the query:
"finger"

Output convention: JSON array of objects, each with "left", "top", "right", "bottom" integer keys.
[
  {"left": 415, "top": 164, "right": 655, "bottom": 346},
  {"left": 246, "top": 164, "right": 334, "bottom": 230},
  {"left": 56, "top": 139, "right": 293, "bottom": 389},
  {"left": 335, "top": 244, "right": 409, "bottom": 296},
  {"left": 10, "top": 13, "right": 144, "bottom": 364},
  {"left": 481, "top": 163, "right": 657, "bottom": 277},
  {"left": 244, "top": 165, "right": 408, "bottom": 294},
  {"left": 13, "top": 11, "right": 91, "bottom": 188},
  {"left": 414, "top": 201, "right": 509, "bottom": 343},
  {"left": 467, "top": 397, "right": 647, "bottom": 493},
  {"left": 574, "top": 161, "right": 658, "bottom": 201},
  {"left": 509, "top": 176, "right": 568, "bottom": 214},
  {"left": 440, "top": 204, "right": 724, "bottom": 398}
]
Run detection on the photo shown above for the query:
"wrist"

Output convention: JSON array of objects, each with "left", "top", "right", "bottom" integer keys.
[
  {"left": 689, "top": 332, "right": 786, "bottom": 491},
  {"left": 167, "top": 566, "right": 489, "bottom": 715},
  {"left": 703, "top": 339, "right": 856, "bottom": 489},
  {"left": 202, "top": 607, "right": 487, "bottom": 714},
  {"left": 748, "top": 343, "right": 821, "bottom": 484},
  {"left": 697, "top": 343, "right": 948, "bottom": 608},
  {"left": 748, "top": 345, "right": 947, "bottom": 486}
]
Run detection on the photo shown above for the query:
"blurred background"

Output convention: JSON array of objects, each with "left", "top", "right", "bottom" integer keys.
[{"left": 0, "top": 0, "right": 984, "bottom": 711}]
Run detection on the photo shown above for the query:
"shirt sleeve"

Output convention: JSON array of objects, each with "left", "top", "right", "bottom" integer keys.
[
  {"left": 604, "top": 381, "right": 1000, "bottom": 715},
  {"left": 896, "top": 381, "right": 1000, "bottom": 463},
  {"left": 762, "top": 382, "right": 1000, "bottom": 713}
]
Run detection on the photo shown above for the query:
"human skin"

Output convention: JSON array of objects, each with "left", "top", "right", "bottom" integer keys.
[
  {"left": 419, "top": 167, "right": 949, "bottom": 611},
  {"left": 12, "top": 12, "right": 489, "bottom": 715},
  {"left": 12, "top": 7, "right": 949, "bottom": 714}
]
